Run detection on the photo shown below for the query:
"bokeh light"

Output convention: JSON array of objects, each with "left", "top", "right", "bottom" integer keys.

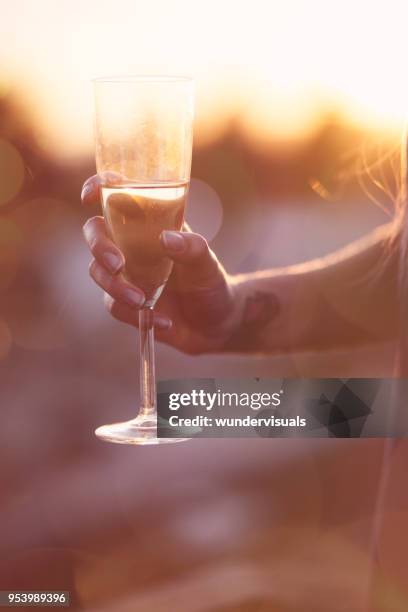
[
  {"left": 186, "top": 179, "right": 223, "bottom": 241},
  {"left": 0, "top": 218, "right": 22, "bottom": 291},
  {"left": 0, "top": 139, "right": 24, "bottom": 205}
]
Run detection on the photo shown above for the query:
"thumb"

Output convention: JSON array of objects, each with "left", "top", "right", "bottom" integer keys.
[{"left": 160, "top": 230, "right": 226, "bottom": 290}]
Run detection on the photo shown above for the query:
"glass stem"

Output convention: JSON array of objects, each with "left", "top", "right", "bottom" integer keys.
[{"left": 139, "top": 306, "right": 156, "bottom": 419}]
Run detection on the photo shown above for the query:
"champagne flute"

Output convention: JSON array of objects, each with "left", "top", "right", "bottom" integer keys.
[{"left": 93, "top": 75, "right": 194, "bottom": 445}]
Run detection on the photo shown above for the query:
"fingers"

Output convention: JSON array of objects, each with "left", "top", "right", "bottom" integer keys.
[
  {"left": 89, "top": 260, "right": 145, "bottom": 308},
  {"left": 104, "top": 294, "right": 172, "bottom": 332},
  {"left": 83, "top": 216, "right": 125, "bottom": 274},
  {"left": 81, "top": 172, "right": 123, "bottom": 206},
  {"left": 160, "top": 230, "right": 222, "bottom": 287},
  {"left": 81, "top": 175, "right": 101, "bottom": 206}
]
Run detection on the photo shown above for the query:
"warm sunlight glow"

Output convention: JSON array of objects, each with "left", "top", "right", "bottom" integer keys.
[{"left": 1, "top": 0, "right": 407, "bottom": 157}]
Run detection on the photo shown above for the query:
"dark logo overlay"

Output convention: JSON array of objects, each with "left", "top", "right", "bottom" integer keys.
[{"left": 157, "top": 378, "right": 406, "bottom": 438}]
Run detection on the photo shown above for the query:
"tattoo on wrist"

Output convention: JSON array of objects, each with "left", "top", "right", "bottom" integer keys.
[
  {"left": 226, "top": 290, "right": 280, "bottom": 350},
  {"left": 242, "top": 291, "right": 280, "bottom": 328}
]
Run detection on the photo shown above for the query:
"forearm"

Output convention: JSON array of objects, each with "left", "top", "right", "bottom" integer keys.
[{"left": 226, "top": 223, "right": 399, "bottom": 354}]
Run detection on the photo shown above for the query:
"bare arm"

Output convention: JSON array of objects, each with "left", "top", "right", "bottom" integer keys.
[{"left": 228, "top": 223, "right": 399, "bottom": 353}]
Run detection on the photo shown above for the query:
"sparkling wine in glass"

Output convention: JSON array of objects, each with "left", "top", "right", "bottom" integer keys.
[{"left": 93, "top": 75, "right": 194, "bottom": 445}]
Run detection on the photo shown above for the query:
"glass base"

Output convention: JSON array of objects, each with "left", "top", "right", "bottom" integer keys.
[{"left": 95, "top": 415, "right": 189, "bottom": 446}]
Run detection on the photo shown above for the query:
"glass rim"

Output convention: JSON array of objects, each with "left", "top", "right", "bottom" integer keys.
[{"left": 92, "top": 74, "right": 193, "bottom": 84}]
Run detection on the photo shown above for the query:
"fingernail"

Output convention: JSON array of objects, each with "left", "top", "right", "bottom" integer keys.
[
  {"left": 123, "top": 288, "right": 145, "bottom": 308},
  {"left": 103, "top": 252, "right": 122, "bottom": 273},
  {"left": 155, "top": 318, "right": 172, "bottom": 330},
  {"left": 81, "top": 183, "right": 92, "bottom": 200},
  {"left": 161, "top": 231, "right": 185, "bottom": 252}
]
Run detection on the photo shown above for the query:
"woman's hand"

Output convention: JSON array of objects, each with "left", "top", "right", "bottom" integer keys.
[{"left": 81, "top": 175, "right": 241, "bottom": 355}]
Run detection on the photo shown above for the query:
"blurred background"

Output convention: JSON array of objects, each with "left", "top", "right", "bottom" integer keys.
[{"left": 0, "top": 0, "right": 408, "bottom": 610}]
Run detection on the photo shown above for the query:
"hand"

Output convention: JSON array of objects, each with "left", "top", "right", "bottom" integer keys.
[{"left": 81, "top": 175, "right": 241, "bottom": 354}]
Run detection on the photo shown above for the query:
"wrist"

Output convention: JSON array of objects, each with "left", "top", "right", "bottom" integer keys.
[{"left": 221, "top": 274, "right": 281, "bottom": 353}]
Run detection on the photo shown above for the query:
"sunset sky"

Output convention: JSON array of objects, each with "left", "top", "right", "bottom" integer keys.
[{"left": 1, "top": 0, "right": 407, "bottom": 158}]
